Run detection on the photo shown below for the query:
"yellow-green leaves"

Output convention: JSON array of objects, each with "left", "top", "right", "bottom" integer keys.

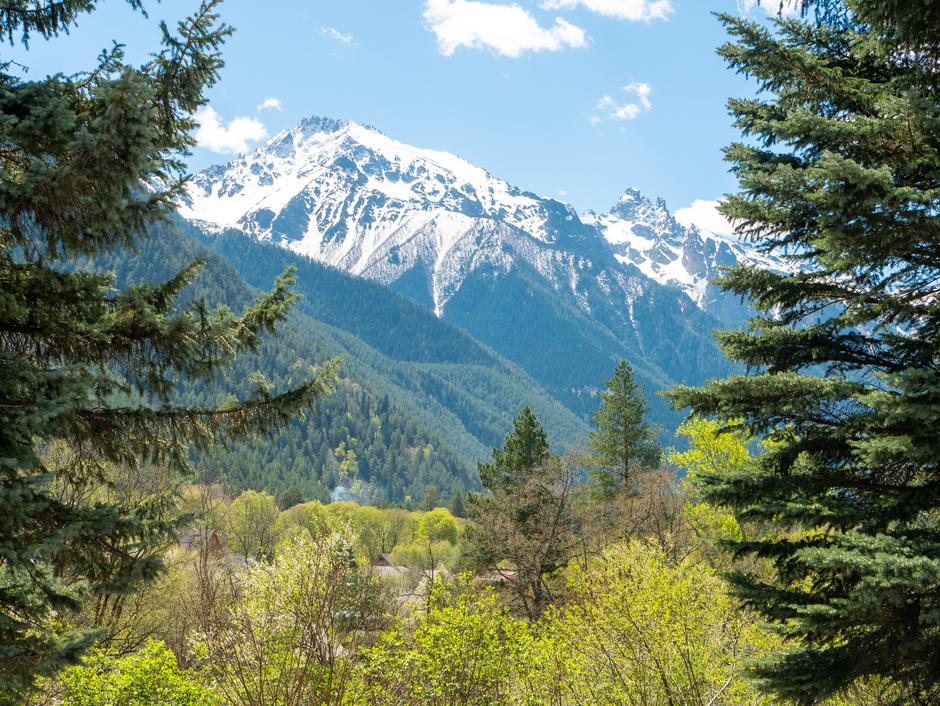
[
  {"left": 353, "top": 585, "right": 534, "bottom": 706},
  {"left": 535, "top": 540, "right": 777, "bottom": 706},
  {"left": 55, "top": 640, "right": 218, "bottom": 706}
]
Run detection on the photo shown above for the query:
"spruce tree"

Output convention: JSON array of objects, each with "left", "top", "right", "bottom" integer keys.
[
  {"left": 670, "top": 4, "right": 940, "bottom": 703},
  {"left": 589, "top": 360, "right": 660, "bottom": 495},
  {"left": 0, "top": 1, "right": 337, "bottom": 699},
  {"left": 477, "top": 405, "right": 550, "bottom": 493}
]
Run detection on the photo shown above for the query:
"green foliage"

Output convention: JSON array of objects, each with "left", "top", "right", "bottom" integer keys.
[
  {"left": 353, "top": 539, "right": 778, "bottom": 706},
  {"left": 468, "top": 408, "right": 580, "bottom": 619},
  {"left": 327, "top": 502, "right": 406, "bottom": 562},
  {"left": 477, "top": 406, "right": 551, "bottom": 492},
  {"left": 352, "top": 584, "right": 534, "bottom": 706},
  {"left": 276, "top": 485, "right": 305, "bottom": 510},
  {"left": 800, "top": 0, "right": 940, "bottom": 52},
  {"left": 417, "top": 508, "right": 459, "bottom": 546},
  {"left": 533, "top": 540, "right": 776, "bottom": 706},
  {"left": 668, "top": 5, "right": 940, "bottom": 702},
  {"left": 668, "top": 418, "right": 748, "bottom": 554},
  {"left": 276, "top": 500, "right": 333, "bottom": 539},
  {"left": 55, "top": 640, "right": 217, "bottom": 706},
  {"left": 195, "top": 529, "right": 383, "bottom": 706},
  {"left": 589, "top": 360, "right": 661, "bottom": 494},
  {"left": 224, "top": 490, "right": 281, "bottom": 561}
]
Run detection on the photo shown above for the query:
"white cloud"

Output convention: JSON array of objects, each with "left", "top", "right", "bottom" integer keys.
[
  {"left": 624, "top": 81, "right": 651, "bottom": 109},
  {"left": 542, "top": 0, "right": 673, "bottom": 21},
  {"left": 322, "top": 26, "right": 354, "bottom": 44},
  {"left": 423, "top": 0, "right": 587, "bottom": 58},
  {"left": 737, "top": 0, "right": 802, "bottom": 16},
  {"left": 675, "top": 199, "right": 736, "bottom": 237},
  {"left": 598, "top": 95, "right": 641, "bottom": 119},
  {"left": 257, "top": 97, "right": 282, "bottom": 112},
  {"left": 592, "top": 82, "right": 651, "bottom": 123},
  {"left": 194, "top": 106, "right": 268, "bottom": 154}
]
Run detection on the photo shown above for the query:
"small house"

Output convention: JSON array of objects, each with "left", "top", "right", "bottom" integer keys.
[
  {"left": 179, "top": 528, "right": 226, "bottom": 558},
  {"left": 372, "top": 553, "right": 394, "bottom": 567}
]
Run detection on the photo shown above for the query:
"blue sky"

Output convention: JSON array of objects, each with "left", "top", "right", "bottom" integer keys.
[{"left": 12, "top": 0, "right": 788, "bottom": 227}]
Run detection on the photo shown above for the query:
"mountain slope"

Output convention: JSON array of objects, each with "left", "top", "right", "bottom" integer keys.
[
  {"left": 182, "top": 222, "right": 589, "bottom": 457},
  {"left": 179, "top": 115, "right": 745, "bottom": 429},
  {"left": 95, "top": 223, "right": 482, "bottom": 503}
]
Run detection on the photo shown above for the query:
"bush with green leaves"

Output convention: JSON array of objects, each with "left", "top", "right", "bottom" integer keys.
[
  {"left": 533, "top": 540, "right": 776, "bottom": 706},
  {"left": 352, "top": 583, "right": 534, "bottom": 706},
  {"left": 55, "top": 640, "right": 217, "bottom": 706}
]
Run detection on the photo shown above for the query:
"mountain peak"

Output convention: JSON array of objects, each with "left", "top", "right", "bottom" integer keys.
[
  {"left": 296, "top": 115, "right": 350, "bottom": 135},
  {"left": 180, "top": 114, "right": 774, "bottom": 322},
  {"left": 616, "top": 187, "right": 643, "bottom": 204},
  {"left": 180, "top": 112, "right": 609, "bottom": 314},
  {"left": 610, "top": 188, "right": 650, "bottom": 220}
]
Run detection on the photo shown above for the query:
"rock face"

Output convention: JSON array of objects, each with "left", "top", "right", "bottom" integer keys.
[{"left": 179, "top": 114, "right": 774, "bottom": 420}]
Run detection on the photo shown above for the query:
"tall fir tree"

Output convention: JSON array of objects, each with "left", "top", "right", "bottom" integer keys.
[
  {"left": 477, "top": 405, "right": 551, "bottom": 493},
  {"left": 0, "top": 1, "right": 337, "bottom": 699},
  {"left": 670, "top": 3, "right": 940, "bottom": 703},
  {"left": 589, "top": 360, "right": 660, "bottom": 495}
]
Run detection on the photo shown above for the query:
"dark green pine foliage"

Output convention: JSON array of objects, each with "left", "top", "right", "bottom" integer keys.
[
  {"left": 477, "top": 406, "right": 551, "bottom": 493},
  {"left": 799, "top": 0, "right": 940, "bottom": 51},
  {"left": 0, "top": 2, "right": 336, "bottom": 699},
  {"left": 589, "top": 360, "right": 660, "bottom": 495},
  {"left": 669, "top": 5, "right": 940, "bottom": 704}
]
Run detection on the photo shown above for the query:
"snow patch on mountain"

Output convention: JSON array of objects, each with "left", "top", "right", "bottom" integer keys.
[
  {"left": 179, "top": 116, "right": 608, "bottom": 315},
  {"left": 583, "top": 187, "right": 783, "bottom": 311}
]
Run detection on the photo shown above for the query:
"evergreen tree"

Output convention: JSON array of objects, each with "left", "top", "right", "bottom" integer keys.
[
  {"left": 589, "top": 361, "right": 661, "bottom": 495},
  {"left": 277, "top": 485, "right": 305, "bottom": 511},
  {"left": 0, "top": 1, "right": 337, "bottom": 698},
  {"left": 449, "top": 488, "right": 466, "bottom": 518},
  {"left": 670, "top": 4, "right": 940, "bottom": 703},
  {"left": 477, "top": 406, "right": 550, "bottom": 492}
]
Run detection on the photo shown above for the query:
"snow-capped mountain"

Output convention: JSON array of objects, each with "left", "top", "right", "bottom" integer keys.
[
  {"left": 180, "top": 116, "right": 770, "bottom": 323},
  {"left": 180, "top": 116, "right": 603, "bottom": 316},
  {"left": 584, "top": 188, "right": 783, "bottom": 322},
  {"left": 178, "top": 115, "right": 760, "bottom": 420}
]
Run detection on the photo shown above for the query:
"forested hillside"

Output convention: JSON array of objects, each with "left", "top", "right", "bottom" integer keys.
[
  {"left": 95, "top": 220, "right": 588, "bottom": 503},
  {"left": 188, "top": 223, "right": 588, "bottom": 448}
]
